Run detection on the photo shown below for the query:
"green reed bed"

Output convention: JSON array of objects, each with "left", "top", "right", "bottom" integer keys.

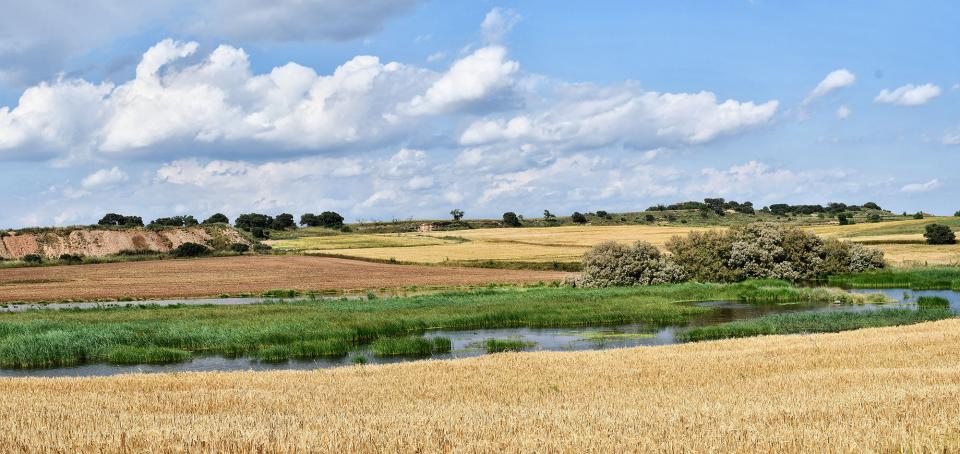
[
  {"left": 828, "top": 268, "right": 960, "bottom": 290},
  {"left": 0, "top": 281, "right": 879, "bottom": 369},
  {"left": 484, "top": 339, "right": 536, "bottom": 353},
  {"left": 916, "top": 296, "right": 950, "bottom": 309},
  {"left": 682, "top": 309, "right": 954, "bottom": 342},
  {"left": 371, "top": 336, "right": 451, "bottom": 357}
]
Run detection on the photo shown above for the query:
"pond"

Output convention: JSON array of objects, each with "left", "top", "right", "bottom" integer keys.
[{"left": 1, "top": 288, "right": 956, "bottom": 378}]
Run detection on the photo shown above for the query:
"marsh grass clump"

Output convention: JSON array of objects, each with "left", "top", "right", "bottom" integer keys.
[
  {"left": 371, "top": 336, "right": 451, "bottom": 357},
  {"left": 106, "top": 346, "right": 191, "bottom": 365},
  {"left": 917, "top": 296, "right": 950, "bottom": 309},
  {"left": 682, "top": 309, "right": 953, "bottom": 342},
  {"left": 485, "top": 339, "right": 536, "bottom": 353},
  {"left": 829, "top": 268, "right": 960, "bottom": 290}
]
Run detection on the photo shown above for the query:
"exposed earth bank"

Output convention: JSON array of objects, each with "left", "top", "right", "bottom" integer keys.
[{"left": 0, "top": 225, "right": 248, "bottom": 259}]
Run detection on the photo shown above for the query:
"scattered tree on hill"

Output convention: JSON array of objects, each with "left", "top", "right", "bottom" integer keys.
[
  {"left": 543, "top": 210, "right": 557, "bottom": 223},
  {"left": 703, "top": 198, "right": 726, "bottom": 216},
  {"left": 450, "top": 209, "right": 464, "bottom": 222},
  {"left": 924, "top": 224, "right": 956, "bottom": 245},
  {"left": 571, "top": 212, "right": 588, "bottom": 224},
  {"left": 234, "top": 213, "right": 274, "bottom": 231},
  {"left": 318, "top": 211, "right": 345, "bottom": 229},
  {"left": 913, "top": 212, "right": 925, "bottom": 220},
  {"left": 595, "top": 210, "right": 611, "bottom": 219},
  {"left": 148, "top": 215, "right": 199, "bottom": 228},
  {"left": 502, "top": 212, "right": 522, "bottom": 227},
  {"left": 955, "top": 210, "right": 960, "bottom": 217},
  {"left": 202, "top": 213, "right": 230, "bottom": 224},
  {"left": 97, "top": 213, "right": 143, "bottom": 227},
  {"left": 271, "top": 213, "right": 296, "bottom": 230},
  {"left": 863, "top": 202, "right": 882, "bottom": 210}
]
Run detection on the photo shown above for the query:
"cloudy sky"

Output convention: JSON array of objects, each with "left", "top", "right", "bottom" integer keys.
[{"left": 0, "top": 1, "right": 957, "bottom": 228}]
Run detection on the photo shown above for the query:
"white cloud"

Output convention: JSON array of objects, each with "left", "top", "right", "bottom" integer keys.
[
  {"left": 901, "top": 179, "right": 941, "bottom": 193},
  {"left": 835, "top": 105, "right": 851, "bottom": 119},
  {"left": 944, "top": 129, "right": 960, "bottom": 145},
  {"left": 804, "top": 69, "right": 855, "bottom": 104},
  {"left": 481, "top": 8, "right": 521, "bottom": 44},
  {"left": 460, "top": 83, "right": 779, "bottom": 149},
  {"left": 81, "top": 166, "right": 128, "bottom": 189},
  {"left": 402, "top": 46, "right": 519, "bottom": 115},
  {"left": 426, "top": 52, "right": 446, "bottom": 63},
  {"left": 874, "top": 83, "right": 941, "bottom": 106}
]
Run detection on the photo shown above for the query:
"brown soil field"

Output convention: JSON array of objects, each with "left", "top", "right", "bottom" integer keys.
[
  {"left": 0, "top": 255, "right": 573, "bottom": 302},
  {"left": 3, "top": 320, "right": 960, "bottom": 452}
]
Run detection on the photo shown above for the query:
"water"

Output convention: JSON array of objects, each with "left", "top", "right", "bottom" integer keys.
[{"left": 2, "top": 289, "right": 957, "bottom": 378}]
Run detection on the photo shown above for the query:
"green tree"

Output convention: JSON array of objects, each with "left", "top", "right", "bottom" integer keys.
[
  {"left": 450, "top": 209, "right": 464, "bottom": 222},
  {"left": 571, "top": 212, "right": 587, "bottom": 224},
  {"left": 924, "top": 224, "right": 956, "bottom": 245},
  {"left": 543, "top": 210, "right": 557, "bottom": 223},
  {"left": 502, "top": 212, "right": 522, "bottom": 227},
  {"left": 202, "top": 213, "right": 230, "bottom": 224}
]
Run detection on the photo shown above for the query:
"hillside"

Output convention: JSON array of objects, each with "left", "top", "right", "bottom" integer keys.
[{"left": 0, "top": 225, "right": 249, "bottom": 260}]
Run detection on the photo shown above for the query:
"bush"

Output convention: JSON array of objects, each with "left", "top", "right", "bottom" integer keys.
[
  {"left": 22, "top": 254, "right": 42, "bottom": 264},
  {"left": 502, "top": 212, "right": 522, "bottom": 227},
  {"left": 924, "top": 224, "right": 956, "bottom": 245},
  {"left": 666, "top": 231, "right": 741, "bottom": 283},
  {"left": 58, "top": 254, "right": 84, "bottom": 264},
  {"left": 644, "top": 214, "right": 656, "bottom": 223},
  {"left": 837, "top": 213, "right": 850, "bottom": 225},
  {"left": 955, "top": 210, "right": 960, "bottom": 217},
  {"left": 913, "top": 212, "right": 924, "bottom": 220},
  {"left": 578, "top": 241, "right": 686, "bottom": 287},
  {"left": 230, "top": 243, "right": 250, "bottom": 253},
  {"left": 253, "top": 243, "right": 273, "bottom": 253},
  {"left": 202, "top": 213, "right": 230, "bottom": 224},
  {"left": 571, "top": 212, "right": 587, "bottom": 224},
  {"left": 250, "top": 227, "right": 269, "bottom": 239},
  {"left": 172, "top": 242, "right": 210, "bottom": 257}
]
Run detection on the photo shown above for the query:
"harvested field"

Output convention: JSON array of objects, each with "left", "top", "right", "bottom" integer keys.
[
  {"left": 2, "top": 320, "right": 960, "bottom": 452},
  {"left": 0, "top": 256, "right": 572, "bottom": 302}
]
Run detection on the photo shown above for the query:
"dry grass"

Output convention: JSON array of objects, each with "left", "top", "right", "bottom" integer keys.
[
  {"left": 0, "top": 256, "right": 572, "bottom": 302},
  {"left": 3, "top": 320, "right": 960, "bottom": 452}
]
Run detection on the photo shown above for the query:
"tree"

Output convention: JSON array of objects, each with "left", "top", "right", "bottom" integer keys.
[
  {"left": 644, "top": 214, "right": 656, "bottom": 223},
  {"left": 543, "top": 210, "right": 557, "bottom": 223},
  {"left": 863, "top": 202, "right": 881, "bottom": 210},
  {"left": 571, "top": 212, "right": 587, "bottom": 224},
  {"left": 317, "top": 211, "right": 344, "bottom": 229},
  {"left": 202, "top": 213, "right": 230, "bottom": 224},
  {"left": 234, "top": 213, "right": 274, "bottom": 231},
  {"left": 924, "top": 224, "right": 956, "bottom": 245},
  {"left": 703, "top": 198, "right": 726, "bottom": 216},
  {"left": 271, "top": 213, "right": 296, "bottom": 230},
  {"left": 502, "top": 212, "right": 522, "bottom": 227},
  {"left": 955, "top": 210, "right": 960, "bottom": 217},
  {"left": 595, "top": 210, "right": 610, "bottom": 219},
  {"left": 450, "top": 209, "right": 464, "bottom": 222},
  {"left": 148, "top": 215, "right": 198, "bottom": 228},
  {"left": 98, "top": 213, "right": 143, "bottom": 227},
  {"left": 837, "top": 213, "right": 850, "bottom": 225},
  {"left": 913, "top": 212, "right": 925, "bottom": 220}
]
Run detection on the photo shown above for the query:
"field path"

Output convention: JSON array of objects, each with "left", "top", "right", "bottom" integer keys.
[
  {"left": 0, "top": 256, "right": 573, "bottom": 302},
  {"left": 2, "top": 320, "right": 960, "bottom": 451}
]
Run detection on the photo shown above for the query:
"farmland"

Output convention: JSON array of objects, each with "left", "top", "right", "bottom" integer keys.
[
  {"left": 0, "top": 256, "right": 571, "bottom": 303},
  {"left": 3, "top": 320, "right": 960, "bottom": 451},
  {"left": 267, "top": 218, "right": 960, "bottom": 267}
]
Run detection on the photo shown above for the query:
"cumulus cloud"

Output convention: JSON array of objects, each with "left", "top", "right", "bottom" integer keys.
[
  {"left": 804, "top": 69, "right": 855, "bottom": 104},
  {"left": 835, "top": 105, "right": 851, "bottom": 119},
  {"left": 459, "top": 83, "right": 779, "bottom": 149},
  {"left": 874, "top": 83, "right": 941, "bottom": 106},
  {"left": 481, "top": 7, "right": 521, "bottom": 44},
  {"left": 81, "top": 166, "right": 128, "bottom": 189},
  {"left": 901, "top": 179, "right": 941, "bottom": 193},
  {"left": 401, "top": 46, "right": 519, "bottom": 115}
]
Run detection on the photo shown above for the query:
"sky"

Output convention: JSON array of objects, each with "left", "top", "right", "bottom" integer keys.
[{"left": 0, "top": 0, "right": 957, "bottom": 228}]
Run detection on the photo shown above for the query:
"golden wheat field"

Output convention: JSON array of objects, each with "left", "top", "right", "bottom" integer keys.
[
  {"left": 269, "top": 220, "right": 960, "bottom": 266},
  {"left": 3, "top": 320, "right": 960, "bottom": 452}
]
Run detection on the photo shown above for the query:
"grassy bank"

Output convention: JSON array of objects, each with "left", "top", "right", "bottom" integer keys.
[
  {"left": 829, "top": 267, "right": 960, "bottom": 290},
  {"left": 0, "top": 281, "right": 870, "bottom": 368},
  {"left": 683, "top": 309, "right": 953, "bottom": 341}
]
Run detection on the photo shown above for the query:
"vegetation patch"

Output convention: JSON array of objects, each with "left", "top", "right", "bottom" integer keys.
[
  {"left": 484, "top": 338, "right": 536, "bottom": 353},
  {"left": 916, "top": 296, "right": 950, "bottom": 309},
  {"left": 828, "top": 267, "right": 960, "bottom": 290},
  {"left": 371, "top": 337, "right": 451, "bottom": 357}
]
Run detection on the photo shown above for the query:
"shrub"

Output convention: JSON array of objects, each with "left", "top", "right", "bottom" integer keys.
[
  {"left": 596, "top": 210, "right": 611, "bottom": 219},
  {"left": 924, "top": 224, "right": 956, "bottom": 245},
  {"left": 230, "top": 243, "right": 250, "bottom": 253},
  {"left": 867, "top": 214, "right": 881, "bottom": 223},
  {"left": 863, "top": 202, "right": 881, "bottom": 210},
  {"left": 571, "top": 212, "right": 587, "bottom": 224},
  {"left": 253, "top": 243, "right": 273, "bottom": 253},
  {"left": 172, "top": 242, "right": 210, "bottom": 257},
  {"left": 202, "top": 213, "right": 230, "bottom": 224},
  {"left": 22, "top": 254, "right": 42, "bottom": 264},
  {"left": 666, "top": 231, "right": 741, "bottom": 283},
  {"left": 58, "top": 254, "right": 84, "bottom": 264},
  {"left": 578, "top": 241, "right": 686, "bottom": 287},
  {"left": 250, "top": 228, "right": 269, "bottom": 239},
  {"left": 644, "top": 214, "right": 656, "bottom": 223},
  {"left": 913, "top": 212, "right": 924, "bottom": 220},
  {"left": 837, "top": 213, "right": 850, "bottom": 225},
  {"left": 955, "top": 210, "right": 960, "bottom": 217},
  {"left": 502, "top": 212, "right": 522, "bottom": 227}
]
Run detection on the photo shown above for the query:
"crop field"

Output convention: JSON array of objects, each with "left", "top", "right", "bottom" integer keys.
[
  {"left": 0, "top": 256, "right": 571, "bottom": 303},
  {"left": 269, "top": 219, "right": 960, "bottom": 267},
  {"left": 2, "top": 320, "right": 959, "bottom": 451}
]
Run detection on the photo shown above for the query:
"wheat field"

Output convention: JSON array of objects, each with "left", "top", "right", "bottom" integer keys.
[
  {"left": 273, "top": 221, "right": 960, "bottom": 266},
  {"left": 3, "top": 320, "right": 960, "bottom": 452}
]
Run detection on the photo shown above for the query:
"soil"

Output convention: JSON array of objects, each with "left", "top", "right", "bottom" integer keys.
[
  {"left": 0, "top": 255, "right": 574, "bottom": 302},
  {"left": 0, "top": 226, "right": 249, "bottom": 259}
]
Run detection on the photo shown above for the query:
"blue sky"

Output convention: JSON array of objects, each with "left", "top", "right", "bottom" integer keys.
[{"left": 0, "top": 0, "right": 957, "bottom": 228}]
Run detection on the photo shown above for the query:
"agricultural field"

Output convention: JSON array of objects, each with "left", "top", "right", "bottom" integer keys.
[
  {"left": 0, "top": 256, "right": 571, "bottom": 303},
  {"left": 4, "top": 320, "right": 960, "bottom": 451},
  {"left": 268, "top": 218, "right": 960, "bottom": 267}
]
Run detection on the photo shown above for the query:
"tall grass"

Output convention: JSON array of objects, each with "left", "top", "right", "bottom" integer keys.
[
  {"left": 828, "top": 267, "right": 960, "bottom": 290},
  {"left": 371, "top": 337, "right": 451, "bottom": 357},
  {"left": 485, "top": 339, "right": 535, "bottom": 353},
  {"left": 682, "top": 309, "right": 953, "bottom": 342},
  {"left": 0, "top": 282, "right": 885, "bottom": 368}
]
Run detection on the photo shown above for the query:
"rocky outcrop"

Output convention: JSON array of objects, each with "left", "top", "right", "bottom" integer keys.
[{"left": 0, "top": 226, "right": 250, "bottom": 259}]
